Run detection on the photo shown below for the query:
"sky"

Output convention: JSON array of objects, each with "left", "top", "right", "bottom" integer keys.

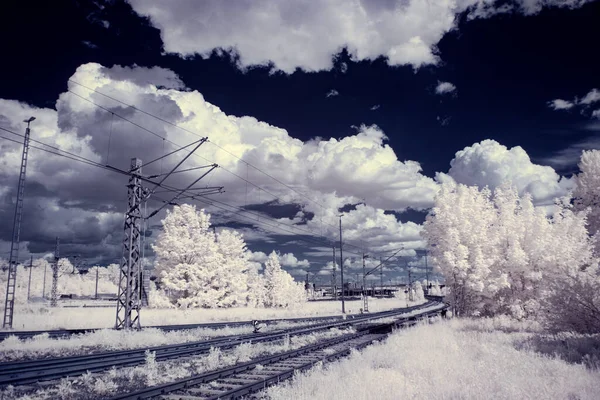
[{"left": 0, "top": 0, "right": 599, "bottom": 286}]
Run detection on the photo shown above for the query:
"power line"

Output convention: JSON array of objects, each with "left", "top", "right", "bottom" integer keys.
[
  {"left": 64, "top": 89, "right": 370, "bottom": 250},
  {"left": 0, "top": 132, "right": 367, "bottom": 255},
  {"left": 68, "top": 79, "right": 332, "bottom": 213},
  {"left": 1, "top": 120, "right": 392, "bottom": 257}
]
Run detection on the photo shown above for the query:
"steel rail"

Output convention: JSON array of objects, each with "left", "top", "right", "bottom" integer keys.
[
  {"left": 0, "top": 304, "right": 405, "bottom": 342},
  {"left": 0, "top": 302, "right": 438, "bottom": 387},
  {"left": 108, "top": 307, "right": 448, "bottom": 400}
]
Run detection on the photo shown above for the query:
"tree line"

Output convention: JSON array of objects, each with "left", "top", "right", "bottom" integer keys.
[{"left": 423, "top": 150, "right": 600, "bottom": 333}]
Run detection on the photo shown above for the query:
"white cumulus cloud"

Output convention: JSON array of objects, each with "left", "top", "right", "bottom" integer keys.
[
  {"left": 0, "top": 62, "right": 434, "bottom": 261},
  {"left": 548, "top": 99, "right": 574, "bottom": 110},
  {"left": 548, "top": 88, "right": 600, "bottom": 116},
  {"left": 443, "top": 139, "right": 574, "bottom": 205},
  {"left": 126, "top": 0, "right": 591, "bottom": 73},
  {"left": 435, "top": 81, "right": 457, "bottom": 95}
]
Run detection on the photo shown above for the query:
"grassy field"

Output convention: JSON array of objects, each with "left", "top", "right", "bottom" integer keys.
[
  {"left": 266, "top": 317, "right": 600, "bottom": 400},
  {"left": 3, "top": 297, "right": 418, "bottom": 331}
]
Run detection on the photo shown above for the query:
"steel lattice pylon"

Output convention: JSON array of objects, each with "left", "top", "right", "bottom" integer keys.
[
  {"left": 50, "top": 237, "right": 59, "bottom": 307},
  {"left": 3, "top": 118, "right": 34, "bottom": 329},
  {"left": 115, "top": 158, "right": 145, "bottom": 330}
]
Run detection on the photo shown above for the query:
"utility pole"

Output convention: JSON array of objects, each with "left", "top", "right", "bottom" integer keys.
[
  {"left": 425, "top": 251, "right": 429, "bottom": 294},
  {"left": 51, "top": 237, "right": 59, "bottom": 307},
  {"left": 115, "top": 158, "right": 145, "bottom": 330},
  {"left": 380, "top": 256, "right": 383, "bottom": 297},
  {"left": 407, "top": 261, "right": 414, "bottom": 302},
  {"left": 27, "top": 256, "right": 33, "bottom": 302},
  {"left": 332, "top": 247, "right": 337, "bottom": 300},
  {"left": 362, "top": 253, "right": 369, "bottom": 312},
  {"left": 3, "top": 117, "right": 34, "bottom": 328},
  {"left": 339, "top": 215, "right": 345, "bottom": 314},
  {"left": 42, "top": 262, "right": 47, "bottom": 299},
  {"left": 95, "top": 267, "right": 99, "bottom": 299}
]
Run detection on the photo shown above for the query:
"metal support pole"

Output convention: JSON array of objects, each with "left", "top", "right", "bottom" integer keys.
[
  {"left": 332, "top": 247, "right": 337, "bottom": 300},
  {"left": 3, "top": 117, "right": 34, "bottom": 328},
  {"left": 42, "top": 263, "right": 46, "bottom": 299},
  {"left": 27, "top": 256, "right": 33, "bottom": 301},
  {"left": 407, "top": 262, "right": 414, "bottom": 302},
  {"left": 339, "top": 216, "right": 345, "bottom": 314},
  {"left": 362, "top": 253, "right": 368, "bottom": 312},
  {"left": 380, "top": 257, "right": 383, "bottom": 297},
  {"left": 95, "top": 267, "right": 99, "bottom": 299},
  {"left": 115, "top": 158, "right": 144, "bottom": 330},
  {"left": 51, "top": 237, "right": 59, "bottom": 307},
  {"left": 425, "top": 252, "right": 429, "bottom": 294}
]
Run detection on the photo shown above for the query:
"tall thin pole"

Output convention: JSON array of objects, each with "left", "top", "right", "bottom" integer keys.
[
  {"left": 3, "top": 117, "right": 34, "bottom": 328},
  {"left": 339, "top": 216, "right": 345, "bottom": 314},
  {"left": 362, "top": 253, "right": 366, "bottom": 293},
  {"left": 425, "top": 252, "right": 429, "bottom": 294},
  {"left": 380, "top": 256, "right": 383, "bottom": 297},
  {"left": 95, "top": 267, "right": 99, "bottom": 299},
  {"left": 332, "top": 247, "right": 337, "bottom": 300},
  {"left": 407, "top": 260, "right": 413, "bottom": 302},
  {"left": 27, "top": 256, "right": 33, "bottom": 301},
  {"left": 51, "top": 237, "right": 59, "bottom": 307},
  {"left": 42, "top": 263, "right": 47, "bottom": 299}
]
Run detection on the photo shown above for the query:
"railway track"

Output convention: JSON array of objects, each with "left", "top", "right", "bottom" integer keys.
[
  {"left": 108, "top": 308, "right": 446, "bottom": 400},
  {"left": 0, "top": 302, "right": 442, "bottom": 388},
  {"left": 0, "top": 305, "right": 397, "bottom": 342}
]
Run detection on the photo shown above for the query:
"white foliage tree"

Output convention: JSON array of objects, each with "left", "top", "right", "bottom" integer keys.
[
  {"left": 423, "top": 180, "right": 596, "bottom": 323},
  {"left": 413, "top": 281, "right": 424, "bottom": 301},
  {"left": 263, "top": 251, "right": 306, "bottom": 308},
  {"left": 573, "top": 149, "right": 600, "bottom": 256},
  {"left": 423, "top": 181, "right": 507, "bottom": 316},
  {"left": 152, "top": 204, "right": 249, "bottom": 308},
  {"left": 246, "top": 264, "right": 266, "bottom": 307}
]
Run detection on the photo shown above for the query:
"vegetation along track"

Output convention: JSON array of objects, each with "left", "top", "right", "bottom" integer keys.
[
  {"left": 108, "top": 307, "right": 447, "bottom": 400},
  {"left": 0, "top": 302, "right": 442, "bottom": 387},
  {"left": 0, "top": 303, "right": 422, "bottom": 342}
]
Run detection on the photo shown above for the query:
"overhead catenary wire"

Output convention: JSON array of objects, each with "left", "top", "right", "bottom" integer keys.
[
  {"left": 66, "top": 81, "right": 414, "bottom": 260},
  {"left": 67, "top": 80, "right": 343, "bottom": 230},
  {"left": 0, "top": 131, "right": 370, "bottom": 256},
  {"left": 2, "top": 94, "right": 397, "bottom": 259},
  {"left": 62, "top": 91, "right": 379, "bottom": 254}
]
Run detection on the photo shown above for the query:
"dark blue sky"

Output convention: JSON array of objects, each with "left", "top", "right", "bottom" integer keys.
[{"left": 1, "top": 0, "right": 599, "bottom": 281}]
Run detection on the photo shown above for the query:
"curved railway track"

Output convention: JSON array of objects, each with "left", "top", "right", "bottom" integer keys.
[
  {"left": 0, "top": 305, "right": 400, "bottom": 342},
  {"left": 0, "top": 302, "right": 442, "bottom": 388},
  {"left": 108, "top": 307, "right": 447, "bottom": 400}
]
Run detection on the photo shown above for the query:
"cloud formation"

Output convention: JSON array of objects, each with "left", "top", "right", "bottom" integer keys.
[
  {"left": 548, "top": 99, "right": 574, "bottom": 110},
  {"left": 0, "top": 62, "right": 433, "bottom": 265},
  {"left": 548, "top": 88, "right": 600, "bottom": 117},
  {"left": 326, "top": 89, "right": 339, "bottom": 98},
  {"left": 441, "top": 139, "right": 574, "bottom": 205},
  {"left": 126, "top": 0, "right": 591, "bottom": 73},
  {"left": 435, "top": 81, "right": 457, "bottom": 95}
]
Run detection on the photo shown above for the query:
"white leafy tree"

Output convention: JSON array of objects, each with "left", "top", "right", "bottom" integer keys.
[
  {"left": 573, "top": 149, "right": 600, "bottom": 256},
  {"left": 424, "top": 179, "right": 599, "bottom": 329},
  {"left": 263, "top": 251, "right": 306, "bottom": 308},
  {"left": 152, "top": 204, "right": 250, "bottom": 308},
  {"left": 423, "top": 181, "right": 507, "bottom": 316},
  {"left": 246, "top": 264, "right": 266, "bottom": 307},
  {"left": 214, "top": 229, "right": 250, "bottom": 307},
  {"left": 413, "top": 281, "right": 425, "bottom": 301}
]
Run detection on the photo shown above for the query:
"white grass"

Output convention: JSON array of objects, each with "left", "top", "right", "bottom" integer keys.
[
  {"left": 0, "top": 319, "right": 339, "bottom": 362},
  {"left": 2, "top": 328, "right": 354, "bottom": 400},
  {"left": 266, "top": 318, "right": 600, "bottom": 400},
  {"left": 4, "top": 297, "right": 419, "bottom": 331},
  {"left": 0, "top": 299, "right": 428, "bottom": 361}
]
